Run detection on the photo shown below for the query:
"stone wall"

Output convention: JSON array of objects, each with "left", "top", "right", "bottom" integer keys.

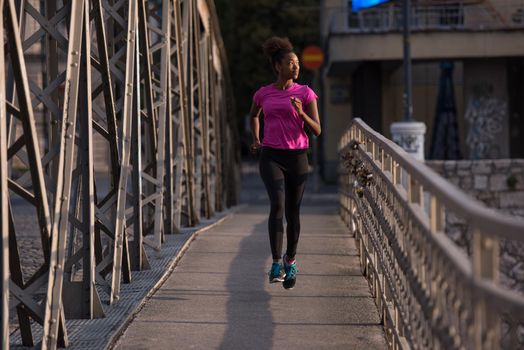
[
  {"left": 427, "top": 159, "right": 524, "bottom": 217},
  {"left": 426, "top": 159, "right": 524, "bottom": 294},
  {"left": 427, "top": 159, "right": 524, "bottom": 346}
]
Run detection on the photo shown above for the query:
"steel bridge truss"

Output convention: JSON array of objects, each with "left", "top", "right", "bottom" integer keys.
[{"left": 0, "top": 0, "right": 238, "bottom": 348}]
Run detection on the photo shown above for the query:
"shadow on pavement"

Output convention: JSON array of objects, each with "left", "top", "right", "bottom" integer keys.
[{"left": 218, "top": 220, "right": 273, "bottom": 350}]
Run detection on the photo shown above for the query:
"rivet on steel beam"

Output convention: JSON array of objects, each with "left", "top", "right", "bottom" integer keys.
[
  {"left": 72, "top": 51, "right": 78, "bottom": 55},
  {"left": 72, "top": 62, "right": 78, "bottom": 67},
  {"left": 65, "top": 134, "right": 72, "bottom": 139}
]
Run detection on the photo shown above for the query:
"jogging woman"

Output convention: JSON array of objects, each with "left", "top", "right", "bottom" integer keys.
[{"left": 249, "top": 36, "right": 321, "bottom": 289}]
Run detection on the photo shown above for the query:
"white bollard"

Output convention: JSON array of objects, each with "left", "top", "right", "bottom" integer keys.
[{"left": 390, "top": 121, "right": 427, "bottom": 161}]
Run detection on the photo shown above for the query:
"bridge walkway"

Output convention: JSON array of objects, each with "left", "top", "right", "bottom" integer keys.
[{"left": 112, "top": 162, "right": 387, "bottom": 349}]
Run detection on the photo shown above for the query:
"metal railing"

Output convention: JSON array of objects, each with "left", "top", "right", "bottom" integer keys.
[
  {"left": 0, "top": 0, "right": 239, "bottom": 348},
  {"left": 329, "top": 1, "right": 524, "bottom": 33},
  {"left": 338, "top": 118, "right": 524, "bottom": 349}
]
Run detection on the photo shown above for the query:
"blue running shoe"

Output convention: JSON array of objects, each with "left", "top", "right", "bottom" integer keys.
[
  {"left": 283, "top": 255, "right": 297, "bottom": 290},
  {"left": 268, "top": 262, "right": 286, "bottom": 283}
]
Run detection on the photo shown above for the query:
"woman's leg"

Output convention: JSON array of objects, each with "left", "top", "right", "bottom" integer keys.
[
  {"left": 284, "top": 152, "right": 309, "bottom": 260},
  {"left": 259, "top": 152, "right": 285, "bottom": 260}
]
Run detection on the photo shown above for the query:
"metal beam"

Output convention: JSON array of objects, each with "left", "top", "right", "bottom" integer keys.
[
  {"left": 181, "top": 0, "right": 197, "bottom": 226},
  {"left": 4, "top": 0, "right": 67, "bottom": 345},
  {"left": 90, "top": 0, "right": 125, "bottom": 299},
  {"left": 112, "top": 0, "right": 139, "bottom": 303},
  {"left": 41, "top": 0, "right": 87, "bottom": 347},
  {"left": 171, "top": 0, "right": 190, "bottom": 233},
  {"left": 146, "top": 0, "right": 171, "bottom": 244},
  {"left": 61, "top": 0, "right": 105, "bottom": 320},
  {"left": 0, "top": 1, "right": 9, "bottom": 348},
  {"left": 191, "top": 0, "right": 204, "bottom": 223}
]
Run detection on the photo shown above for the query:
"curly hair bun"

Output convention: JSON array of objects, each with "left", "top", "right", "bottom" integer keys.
[{"left": 262, "top": 36, "right": 293, "bottom": 60}]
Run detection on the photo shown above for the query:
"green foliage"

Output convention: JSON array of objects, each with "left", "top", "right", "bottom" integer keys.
[{"left": 214, "top": 0, "right": 321, "bottom": 133}]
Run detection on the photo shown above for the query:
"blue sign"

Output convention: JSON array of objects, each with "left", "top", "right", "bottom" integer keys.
[{"left": 352, "top": 0, "right": 390, "bottom": 11}]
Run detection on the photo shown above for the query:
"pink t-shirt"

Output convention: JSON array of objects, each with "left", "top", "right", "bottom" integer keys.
[{"left": 253, "top": 83, "right": 318, "bottom": 150}]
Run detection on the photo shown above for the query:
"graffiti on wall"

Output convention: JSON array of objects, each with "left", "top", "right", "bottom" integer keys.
[{"left": 465, "top": 82, "right": 506, "bottom": 159}]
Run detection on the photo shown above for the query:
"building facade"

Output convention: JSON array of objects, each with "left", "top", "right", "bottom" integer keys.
[{"left": 321, "top": 0, "right": 524, "bottom": 181}]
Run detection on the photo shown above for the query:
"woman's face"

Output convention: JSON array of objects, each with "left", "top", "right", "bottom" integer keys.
[{"left": 276, "top": 52, "right": 300, "bottom": 80}]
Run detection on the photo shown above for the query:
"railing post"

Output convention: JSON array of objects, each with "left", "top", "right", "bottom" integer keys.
[
  {"left": 430, "top": 196, "right": 445, "bottom": 233},
  {"left": 359, "top": 218, "right": 367, "bottom": 276},
  {"left": 382, "top": 148, "right": 388, "bottom": 172},
  {"left": 473, "top": 229, "right": 500, "bottom": 349},
  {"left": 343, "top": 195, "right": 348, "bottom": 227},
  {"left": 408, "top": 175, "right": 423, "bottom": 210},
  {"left": 346, "top": 197, "right": 350, "bottom": 226},
  {"left": 350, "top": 199, "right": 357, "bottom": 236},
  {"left": 392, "top": 161, "right": 401, "bottom": 186}
]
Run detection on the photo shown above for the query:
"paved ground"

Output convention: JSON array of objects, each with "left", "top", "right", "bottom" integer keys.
[{"left": 113, "top": 162, "right": 387, "bottom": 350}]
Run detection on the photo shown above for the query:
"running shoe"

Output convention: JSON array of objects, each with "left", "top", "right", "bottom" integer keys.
[
  {"left": 268, "top": 262, "right": 286, "bottom": 283},
  {"left": 282, "top": 255, "right": 297, "bottom": 290}
]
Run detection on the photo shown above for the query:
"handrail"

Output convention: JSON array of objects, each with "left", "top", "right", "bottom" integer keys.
[
  {"left": 347, "top": 118, "right": 524, "bottom": 240},
  {"left": 338, "top": 118, "right": 524, "bottom": 349}
]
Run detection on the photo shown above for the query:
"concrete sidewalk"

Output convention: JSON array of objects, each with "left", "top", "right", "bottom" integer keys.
[{"left": 112, "top": 163, "right": 387, "bottom": 350}]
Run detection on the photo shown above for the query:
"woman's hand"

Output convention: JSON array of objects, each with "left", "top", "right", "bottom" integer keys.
[
  {"left": 291, "top": 97, "right": 321, "bottom": 136},
  {"left": 250, "top": 140, "right": 262, "bottom": 154},
  {"left": 300, "top": 99, "right": 322, "bottom": 137},
  {"left": 249, "top": 101, "right": 262, "bottom": 154},
  {"left": 290, "top": 96, "right": 303, "bottom": 115}
]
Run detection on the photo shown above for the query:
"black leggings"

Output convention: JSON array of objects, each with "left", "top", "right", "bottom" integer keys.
[{"left": 259, "top": 147, "right": 308, "bottom": 260}]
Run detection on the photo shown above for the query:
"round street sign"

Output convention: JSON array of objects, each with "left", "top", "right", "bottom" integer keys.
[{"left": 301, "top": 45, "right": 324, "bottom": 70}]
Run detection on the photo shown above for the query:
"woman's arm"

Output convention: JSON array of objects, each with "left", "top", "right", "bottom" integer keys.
[
  {"left": 249, "top": 101, "right": 263, "bottom": 153},
  {"left": 291, "top": 97, "right": 321, "bottom": 136}
]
